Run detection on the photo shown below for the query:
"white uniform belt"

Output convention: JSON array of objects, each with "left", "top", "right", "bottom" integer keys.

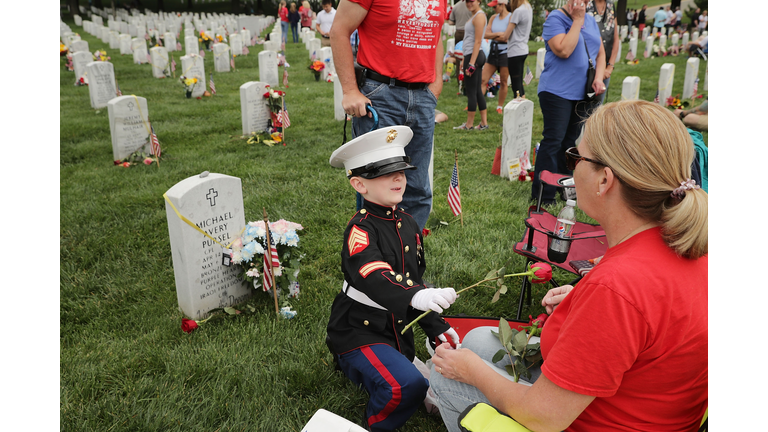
[{"left": 343, "top": 281, "right": 387, "bottom": 311}]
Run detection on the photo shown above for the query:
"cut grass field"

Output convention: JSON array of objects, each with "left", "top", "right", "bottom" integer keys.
[{"left": 59, "top": 17, "right": 708, "bottom": 432}]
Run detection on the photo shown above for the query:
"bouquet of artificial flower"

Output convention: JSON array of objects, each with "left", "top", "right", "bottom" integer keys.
[
  {"left": 230, "top": 219, "right": 304, "bottom": 298},
  {"left": 262, "top": 85, "right": 286, "bottom": 114},
  {"left": 308, "top": 60, "right": 325, "bottom": 76}
]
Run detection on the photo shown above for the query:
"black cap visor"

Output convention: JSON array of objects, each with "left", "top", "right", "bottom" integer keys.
[{"left": 348, "top": 156, "right": 416, "bottom": 179}]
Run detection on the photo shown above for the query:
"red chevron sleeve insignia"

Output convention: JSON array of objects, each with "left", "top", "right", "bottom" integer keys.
[{"left": 348, "top": 225, "right": 369, "bottom": 257}]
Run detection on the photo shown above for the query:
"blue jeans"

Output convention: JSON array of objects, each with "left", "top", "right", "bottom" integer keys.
[
  {"left": 290, "top": 22, "right": 299, "bottom": 42},
  {"left": 533, "top": 91, "right": 599, "bottom": 204},
  {"left": 281, "top": 21, "right": 289, "bottom": 44},
  {"left": 429, "top": 327, "right": 541, "bottom": 432},
  {"left": 353, "top": 78, "right": 438, "bottom": 230}
]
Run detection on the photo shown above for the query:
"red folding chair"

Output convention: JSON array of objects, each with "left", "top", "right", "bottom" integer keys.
[{"left": 512, "top": 170, "right": 608, "bottom": 319}]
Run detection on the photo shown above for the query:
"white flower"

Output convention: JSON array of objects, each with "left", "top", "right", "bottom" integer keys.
[{"left": 246, "top": 268, "right": 260, "bottom": 278}]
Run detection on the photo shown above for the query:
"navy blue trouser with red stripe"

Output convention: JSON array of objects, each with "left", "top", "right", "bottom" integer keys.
[{"left": 337, "top": 344, "right": 429, "bottom": 432}]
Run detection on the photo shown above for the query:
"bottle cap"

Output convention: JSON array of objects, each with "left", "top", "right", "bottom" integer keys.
[{"left": 566, "top": 199, "right": 576, "bottom": 207}]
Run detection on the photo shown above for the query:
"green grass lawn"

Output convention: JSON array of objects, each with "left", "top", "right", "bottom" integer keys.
[{"left": 59, "top": 17, "right": 707, "bottom": 432}]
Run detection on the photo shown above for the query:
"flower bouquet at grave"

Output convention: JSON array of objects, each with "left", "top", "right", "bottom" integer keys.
[
  {"left": 308, "top": 60, "right": 325, "bottom": 80},
  {"left": 216, "top": 34, "right": 226, "bottom": 43},
  {"left": 75, "top": 75, "right": 88, "bottom": 86},
  {"left": 60, "top": 42, "right": 68, "bottom": 56},
  {"left": 114, "top": 148, "right": 161, "bottom": 167},
  {"left": 229, "top": 219, "right": 304, "bottom": 300},
  {"left": 93, "top": 49, "right": 110, "bottom": 62},
  {"left": 651, "top": 43, "right": 668, "bottom": 58},
  {"left": 263, "top": 85, "right": 286, "bottom": 129},
  {"left": 179, "top": 75, "right": 200, "bottom": 98},
  {"left": 666, "top": 94, "right": 689, "bottom": 110},
  {"left": 199, "top": 31, "right": 214, "bottom": 50}
]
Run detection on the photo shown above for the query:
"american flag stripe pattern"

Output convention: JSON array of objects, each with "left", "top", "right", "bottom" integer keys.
[
  {"left": 653, "top": 88, "right": 660, "bottom": 104},
  {"left": 150, "top": 123, "right": 161, "bottom": 158},
  {"left": 209, "top": 74, "right": 216, "bottom": 95},
  {"left": 692, "top": 78, "right": 699, "bottom": 98},
  {"left": 116, "top": 81, "right": 122, "bottom": 96},
  {"left": 262, "top": 241, "right": 281, "bottom": 292},
  {"left": 448, "top": 159, "right": 462, "bottom": 216},
  {"left": 523, "top": 65, "right": 533, "bottom": 85}
]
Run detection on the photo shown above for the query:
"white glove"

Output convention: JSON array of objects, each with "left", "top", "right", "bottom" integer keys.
[
  {"left": 410, "top": 288, "right": 457, "bottom": 313},
  {"left": 438, "top": 327, "right": 460, "bottom": 347}
]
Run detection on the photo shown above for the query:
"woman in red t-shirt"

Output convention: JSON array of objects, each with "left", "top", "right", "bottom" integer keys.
[
  {"left": 278, "top": 0, "right": 289, "bottom": 45},
  {"left": 430, "top": 100, "right": 708, "bottom": 432}
]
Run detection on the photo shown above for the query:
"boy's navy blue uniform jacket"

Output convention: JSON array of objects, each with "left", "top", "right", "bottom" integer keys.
[{"left": 327, "top": 200, "right": 450, "bottom": 361}]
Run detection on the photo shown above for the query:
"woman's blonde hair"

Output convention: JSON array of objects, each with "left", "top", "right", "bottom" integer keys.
[
  {"left": 302, "top": 0, "right": 310, "bottom": 9},
  {"left": 583, "top": 100, "right": 707, "bottom": 259}
]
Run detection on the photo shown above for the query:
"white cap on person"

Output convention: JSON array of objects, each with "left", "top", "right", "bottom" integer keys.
[{"left": 329, "top": 126, "right": 416, "bottom": 179}]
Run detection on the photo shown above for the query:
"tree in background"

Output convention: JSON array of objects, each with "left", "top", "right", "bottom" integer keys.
[{"left": 529, "top": 0, "right": 554, "bottom": 41}]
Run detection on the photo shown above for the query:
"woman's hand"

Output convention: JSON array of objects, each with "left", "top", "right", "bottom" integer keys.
[
  {"left": 431, "top": 343, "right": 483, "bottom": 384},
  {"left": 541, "top": 285, "right": 574, "bottom": 314},
  {"left": 570, "top": 0, "right": 586, "bottom": 21},
  {"left": 593, "top": 78, "right": 606, "bottom": 95}
]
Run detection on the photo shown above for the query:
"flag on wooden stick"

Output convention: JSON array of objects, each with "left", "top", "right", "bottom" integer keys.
[
  {"left": 150, "top": 122, "right": 161, "bottom": 162},
  {"left": 115, "top": 79, "right": 122, "bottom": 96},
  {"left": 231, "top": 53, "right": 236, "bottom": 70},
  {"left": 282, "top": 68, "right": 289, "bottom": 88},
  {"left": 209, "top": 73, "right": 216, "bottom": 95},
  {"left": 448, "top": 151, "right": 462, "bottom": 219},
  {"left": 523, "top": 65, "right": 533, "bottom": 85},
  {"left": 262, "top": 209, "right": 282, "bottom": 315}
]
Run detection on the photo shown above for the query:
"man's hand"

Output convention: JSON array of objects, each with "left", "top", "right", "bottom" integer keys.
[
  {"left": 428, "top": 80, "right": 443, "bottom": 100},
  {"left": 411, "top": 288, "right": 457, "bottom": 313},
  {"left": 342, "top": 90, "right": 371, "bottom": 118}
]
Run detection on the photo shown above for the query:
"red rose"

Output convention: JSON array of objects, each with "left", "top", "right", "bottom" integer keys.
[
  {"left": 528, "top": 313, "right": 548, "bottom": 328},
  {"left": 114, "top": 160, "right": 121, "bottom": 165},
  {"left": 529, "top": 262, "right": 552, "bottom": 283},
  {"left": 518, "top": 171, "right": 527, "bottom": 181},
  {"left": 422, "top": 228, "right": 431, "bottom": 237},
  {"left": 181, "top": 318, "right": 199, "bottom": 333}
]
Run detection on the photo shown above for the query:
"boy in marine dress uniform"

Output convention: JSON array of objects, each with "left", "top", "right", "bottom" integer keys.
[{"left": 326, "top": 126, "right": 460, "bottom": 432}]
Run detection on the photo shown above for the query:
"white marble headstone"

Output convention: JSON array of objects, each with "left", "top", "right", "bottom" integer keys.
[
  {"left": 631, "top": 27, "right": 638, "bottom": 40},
  {"left": 213, "top": 43, "right": 231, "bottom": 73},
  {"left": 535, "top": 47, "right": 545, "bottom": 79},
  {"left": 333, "top": 74, "right": 345, "bottom": 121},
  {"left": 641, "top": 26, "right": 649, "bottom": 41},
  {"left": 320, "top": 46, "right": 333, "bottom": 80},
  {"left": 150, "top": 46, "right": 170, "bottom": 78},
  {"left": 682, "top": 32, "right": 689, "bottom": 47},
  {"left": 258, "top": 50, "right": 279, "bottom": 86},
  {"left": 682, "top": 57, "right": 700, "bottom": 99},
  {"left": 309, "top": 38, "right": 321, "bottom": 60},
  {"left": 264, "top": 40, "right": 280, "bottom": 53},
  {"left": 240, "top": 81, "right": 272, "bottom": 135},
  {"left": 644, "top": 36, "right": 653, "bottom": 57},
  {"left": 164, "top": 32, "right": 177, "bottom": 52},
  {"left": 72, "top": 51, "right": 92, "bottom": 83},
  {"left": 109, "top": 30, "right": 120, "bottom": 49},
  {"left": 71, "top": 40, "right": 90, "bottom": 53},
  {"left": 629, "top": 37, "right": 638, "bottom": 58},
  {"left": 658, "top": 63, "right": 675, "bottom": 105},
  {"left": 74, "top": 15, "right": 82, "bottom": 26},
  {"left": 304, "top": 34, "right": 314, "bottom": 51},
  {"left": 241, "top": 29, "right": 251, "bottom": 47},
  {"left": 659, "top": 34, "right": 667, "bottom": 49},
  {"left": 132, "top": 38, "right": 149, "bottom": 64},
  {"left": 501, "top": 99, "right": 534, "bottom": 180},
  {"left": 165, "top": 172, "right": 252, "bottom": 320},
  {"left": 181, "top": 54, "right": 206, "bottom": 97},
  {"left": 184, "top": 27, "right": 195, "bottom": 38},
  {"left": 86, "top": 61, "right": 117, "bottom": 109},
  {"left": 230, "top": 32, "right": 243, "bottom": 56},
  {"left": 692, "top": 31, "right": 699, "bottom": 42},
  {"left": 185, "top": 35, "right": 199, "bottom": 55},
  {"left": 671, "top": 33, "right": 679, "bottom": 47},
  {"left": 621, "top": 76, "right": 641, "bottom": 100},
  {"left": 108, "top": 95, "right": 151, "bottom": 160},
  {"left": 620, "top": 25, "right": 628, "bottom": 41},
  {"left": 119, "top": 34, "right": 132, "bottom": 55}
]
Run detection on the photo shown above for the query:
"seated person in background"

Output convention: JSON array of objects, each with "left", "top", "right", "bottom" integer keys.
[
  {"left": 429, "top": 100, "right": 707, "bottom": 432},
  {"left": 674, "top": 99, "right": 708, "bottom": 132},
  {"left": 686, "top": 35, "right": 708, "bottom": 56},
  {"left": 327, "top": 126, "right": 460, "bottom": 432}
]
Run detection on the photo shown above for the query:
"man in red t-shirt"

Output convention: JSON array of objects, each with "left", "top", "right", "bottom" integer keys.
[{"left": 330, "top": 0, "right": 446, "bottom": 231}]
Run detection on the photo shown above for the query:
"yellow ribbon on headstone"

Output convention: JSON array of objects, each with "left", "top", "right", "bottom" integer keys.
[{"left": 162, "top": 192, "right": 246, "bottom": 249}]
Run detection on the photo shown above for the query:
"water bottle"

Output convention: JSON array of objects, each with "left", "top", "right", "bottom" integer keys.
[{"left": 547, "top": 199, "right": 576, "bottom": 263}]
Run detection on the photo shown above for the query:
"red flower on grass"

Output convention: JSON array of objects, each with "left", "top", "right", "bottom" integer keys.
[
  {"left": 422, "top": 228, "right": 431, "bottom": 237},
  {"left": 181, "top": 318, "right": 199, "bottom": 333},
  {"left": 529, "top": 262, "right": 552, "bottom": 283}
]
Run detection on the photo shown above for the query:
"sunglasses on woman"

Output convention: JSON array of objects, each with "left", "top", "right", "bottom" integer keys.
[{"left": 564, "top": 147, "right": 608, "bottom": 171}]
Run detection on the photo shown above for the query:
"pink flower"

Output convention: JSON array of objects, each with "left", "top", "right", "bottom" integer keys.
[
  {"left": 122, "top": 162, "right": 131, "bottom": 167},
  {"left": 143, "top": 158, "right": 153, "bottom": 165}
]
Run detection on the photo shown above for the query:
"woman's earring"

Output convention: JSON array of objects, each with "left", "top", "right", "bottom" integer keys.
[{"left": 597, "top": 191, "right": 601, "bottom": 196}]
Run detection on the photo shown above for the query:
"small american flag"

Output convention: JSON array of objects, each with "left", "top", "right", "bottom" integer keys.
[
  {"left": 278, "top": 110, "right": 290, "bottom": 128},
  {"left": 200, "top": 50, "right": 205, "bottom": 57},
  {"left": 252, "top": 35, "right": 258, "bottom": 45},
  {"left": 692, "top": 78, "right": 699, "bottom": 98},
  {"left": 282, "top": 68, "right": 289, "bottom": 88},
  {"left": 262, "top": 242, "right": 281, "bottom": 292},
  {"left": 171, "top": 56, "right": 176, "bottom": 72},
  {"left": 150, "top": 123, "right": 161, "bottom": 158},
  {"left": 115, "top": 80, "right": 122, "bottom": 96},
  {"left": 523, "top": 65, "right": 533, "bottom": 85},
  {"left": 231, "top": 53, "right": 235, "bottom": 69},
  {"left": 176, "top": 41, "right": 182, "bottom": 51},
  {"left": 625, "top": 50, "right": 635, "bottom": 61},
  {"left": 209, "top": 73, "right": 216, "bottom": 95},
  {"left": 243, "top": 45, "right": 249, "bottom": 55},
  {"left": 447, "top": 158, "right": 462, "bottom": 216},
  {"left": 653, "top": 88, "right": 660, "bottom": 104}
]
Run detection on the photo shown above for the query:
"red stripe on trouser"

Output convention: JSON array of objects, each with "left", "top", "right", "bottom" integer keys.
[{"left": 361, "top": 346, "right": 402, "bottom": 427}]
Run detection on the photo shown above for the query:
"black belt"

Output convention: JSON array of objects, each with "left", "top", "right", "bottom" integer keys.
[{"left": 364, "top": 69, "right": 428, "bottom": 90}]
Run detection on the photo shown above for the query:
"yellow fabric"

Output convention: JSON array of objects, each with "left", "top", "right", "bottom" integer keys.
[{"left": 459, "top": 403, "right": 532, "bottom": 432}]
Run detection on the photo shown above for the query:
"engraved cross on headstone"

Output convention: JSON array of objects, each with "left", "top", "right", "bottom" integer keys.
[{"left": 206, "top": 188, "right": 218, "bottom": 206}]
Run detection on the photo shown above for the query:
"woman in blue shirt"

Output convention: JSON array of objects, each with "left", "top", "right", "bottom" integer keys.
[{"left": 533, "top": 0, "right": 605, "bottom": 205}]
